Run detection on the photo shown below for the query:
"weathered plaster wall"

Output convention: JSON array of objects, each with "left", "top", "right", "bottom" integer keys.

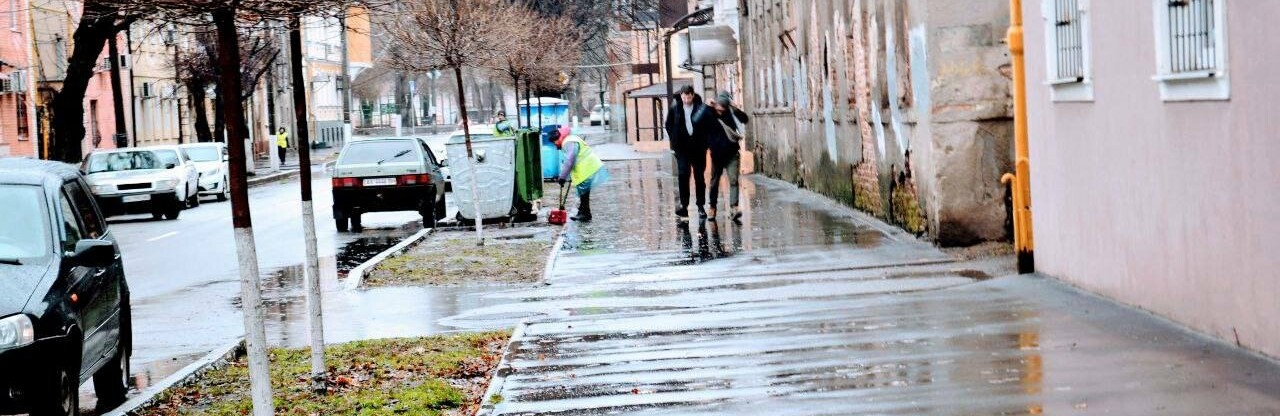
[{"left": 738, "top": 0, "right": 1012, "bottom": 245}]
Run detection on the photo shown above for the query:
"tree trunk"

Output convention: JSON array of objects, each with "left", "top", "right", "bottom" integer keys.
[
  {"left": 454, "top": 66, "right": 483, "bottom": 245},
  {"left": 213, "top": 90, "right": 226, "bottom": 142},
  {"left": 188, "top": 80, "right": 213, "bottom": 143},
  {"left": 213, "top": 8, "right": 274, "bottom": 416},
  {"left": 395, "top": 72, "right": 409, "bottom": 129},
  {"left": 48, "top": 2, "right": 119, "bottom": 163},
  {"left": 289, "top": 14, "right": 327, "bottom": 394},
  {"left": 107, "top": 32, "right": 128, "bottom": 148},
  {"left": 511, "top": 75, "right": 521, "bottom": 128}
]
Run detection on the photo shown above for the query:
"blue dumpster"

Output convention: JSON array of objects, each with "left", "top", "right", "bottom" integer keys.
[{"left": 540, "top": 125, "right": 561, "bottom": 180}]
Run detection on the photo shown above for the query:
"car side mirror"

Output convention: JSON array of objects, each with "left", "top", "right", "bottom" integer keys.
[
  {"left": 71, "top": 239, "right": 115, "bottom": 269},
  {"left": 165, "top": 163, "right": 176, "bottom": 169}
]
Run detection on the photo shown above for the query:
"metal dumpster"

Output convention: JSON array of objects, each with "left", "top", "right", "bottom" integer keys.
[{"left": 446, "top": 134, "right": 516, "bottom": 221}]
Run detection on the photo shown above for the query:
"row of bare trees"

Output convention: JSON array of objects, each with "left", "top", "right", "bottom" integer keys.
[{"left": 41, "top": 0, "right": 631, "bottom": 414}]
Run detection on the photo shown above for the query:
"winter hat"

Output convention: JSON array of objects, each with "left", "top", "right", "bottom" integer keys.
[
  {"left": 555, "top": 125, "right": 572, "bottom": 147},
  {"left": 715, "top": 91, "right": 733, "bottom": 108}
]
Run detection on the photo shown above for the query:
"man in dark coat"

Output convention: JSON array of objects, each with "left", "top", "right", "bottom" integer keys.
[
  {"left": 707, "top": 91, "right": 750, "bottom": 220},
  {"left": 664, "top": 85, "right": 711, "bottom": 219}
]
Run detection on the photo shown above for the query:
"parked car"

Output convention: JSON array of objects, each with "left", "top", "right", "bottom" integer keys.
[
  {"left": 331, "top": 137, "right": 448, "bottom": 232},
  {"left": 81, "top": 147, "right": 200, "bottom": 220},
  {"left": 588, "top": 104, "right": 611, "bottom": 126},
  {"left": 0, "top": 159, "right": 131, "bottom": 415},
  {"left": 179, "top": 143, "right": 230, "bottom": 202},
  {"left": 417, "top": 135, "right": 453, "bottom": 189}
]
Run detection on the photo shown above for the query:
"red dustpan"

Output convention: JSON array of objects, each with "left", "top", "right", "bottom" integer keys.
[{"left": 548, "top": 184, "right": 569, "bottom": 225}]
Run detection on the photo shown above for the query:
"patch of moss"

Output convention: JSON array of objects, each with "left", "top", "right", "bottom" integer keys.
[
  {"left": 138, "top": 331, "right": 511, "bottom": 416},
  {"left": 890, "top": 183, "right": 927, "bottom": 235}
]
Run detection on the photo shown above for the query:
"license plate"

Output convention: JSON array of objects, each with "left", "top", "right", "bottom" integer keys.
[
  {"left": 363, "top": 178, "right": 396, "bottom": 187},
  {"left": 122, "top": 195, "right": 150, "bottom": 203}
]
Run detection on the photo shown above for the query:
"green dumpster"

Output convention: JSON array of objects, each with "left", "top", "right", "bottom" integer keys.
[{"left": 512, "top": 129, "right": 543, "bottom": 221}]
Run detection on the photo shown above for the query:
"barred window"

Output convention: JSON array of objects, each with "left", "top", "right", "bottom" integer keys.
[
  {"left": 1052, "top": 0, "right": 1084, "bottom": 82},
  {"left": 1041, "top": 0, "right": 1092, "bottom": 101},
  {"left": 1165, "top": 0, "right": 1217, "bottom": 74},
  {"left": 1152, "top": 0, "right": 1228, "bottom": 101}
]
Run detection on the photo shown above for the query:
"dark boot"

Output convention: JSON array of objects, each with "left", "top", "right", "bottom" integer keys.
[{"left": 573, "top": 192, "right": 592, "bottom": 222}]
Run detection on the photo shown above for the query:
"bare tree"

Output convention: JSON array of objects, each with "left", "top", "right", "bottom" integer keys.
[
  {"left": 172, "top": 25, "right": 280, "bottom": 142},
  {"left": 382, "top": 0, "right": 524, "bottom": 245}
]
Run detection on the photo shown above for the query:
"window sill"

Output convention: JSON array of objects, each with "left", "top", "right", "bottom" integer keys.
[
  {"left": 1048, "top": 79, "right": 1094, "bottom": 103},
  {"left": 1153, "top": 71, "right": 1230, "bottom": 101},
  {"left": 1153, "top": 70, "right": 1219, "bottom": 82},
  {"left": 1045, "top": 77, "right": 1085, "bottom": 86}
]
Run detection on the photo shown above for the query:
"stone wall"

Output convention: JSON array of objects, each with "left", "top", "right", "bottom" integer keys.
[{"left": 735, "top": 0, "right": 1013, "bottom": 246}]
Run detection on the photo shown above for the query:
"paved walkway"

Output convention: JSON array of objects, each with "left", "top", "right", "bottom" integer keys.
[{"left": 474, "top": 156, "right": 1280, "bottom": 415}]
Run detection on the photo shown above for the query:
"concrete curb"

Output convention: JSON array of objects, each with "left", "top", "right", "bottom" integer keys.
[
  {"left": 541, "top": 224, "right": 568, "bottom": 283},
  {"left": 105, "top": 338, "right": 245, "bottom": 416},
  {"left": 475, "top": 320, "right": 529, "bottom": 416},
  {"left": 343, "top": 227, "right": 434, "bottom": 290},
  {"left": 246, "top": 169, "right": 298, "bottom": 187}
]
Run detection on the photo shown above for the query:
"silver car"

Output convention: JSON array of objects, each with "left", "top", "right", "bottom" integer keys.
[
  {"left": 82, "top": 147, "right": 200, "bottom": 220},
  {"left": 179, "top": 143, "right": 230, "bottom": 201}
]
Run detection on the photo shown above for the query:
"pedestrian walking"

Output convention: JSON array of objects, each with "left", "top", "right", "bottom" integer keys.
[
  {"left": 663, "top": 85, "right": 712, "bottom": 220},
  {"left": 276, "top": 127, "right": 289, "bottom": 165},
  {"left": 707, "top": 91, "right": 750, "bottom": 221},
  {"left": 553, "top": 125, "right": 608, "bottom": 222}
]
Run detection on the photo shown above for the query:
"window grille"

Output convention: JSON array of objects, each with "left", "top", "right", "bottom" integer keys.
[
  {"left": 1166, "top": 0, "right": 1217, "bottom": 74},
  {"left": 1053, "top": 0, "right": 1084, "bottom": 81}
]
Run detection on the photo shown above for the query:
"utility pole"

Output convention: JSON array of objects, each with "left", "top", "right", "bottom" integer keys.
[
  {"left": 107, "top": 33, "right": 129, "bottom": 148},
  {"left": 289, "top": 13, "right": 328, "bottom": 393}
]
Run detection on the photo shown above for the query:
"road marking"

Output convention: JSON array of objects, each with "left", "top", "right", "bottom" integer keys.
[{"left": 146, "top": 231, "right": 179, "bottom": 242}]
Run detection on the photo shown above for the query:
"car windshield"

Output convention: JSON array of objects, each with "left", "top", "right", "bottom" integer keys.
[
  {"left": 86, "top": 151, "right": 163, "bottom": 173},
  {"left": 185, "top": 147, "right": 221, "bottom": 162},
  {"left": 154, "top": 150, "right": 180, "bottom": 167},
  {"left": 0, "top": 185, "right": 51, "bottom": 264},
  {"left": 340, "top": 140, "right": 419, "bottom": 165}
]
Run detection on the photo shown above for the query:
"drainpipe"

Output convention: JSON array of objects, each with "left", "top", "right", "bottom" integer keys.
[{"left": 1001, "top": 0, "right": 1034, "bottom": 274}]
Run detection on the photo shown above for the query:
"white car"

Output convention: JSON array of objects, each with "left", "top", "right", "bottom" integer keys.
[
  {"left": 180, "top": 142, "right": 231, "bottom": 201},
  {"left": 82, "top": 146, "right": 200, "bottom": 220},
  {"left": 588, "top": 104, "right": 611, "bottom": 126}
]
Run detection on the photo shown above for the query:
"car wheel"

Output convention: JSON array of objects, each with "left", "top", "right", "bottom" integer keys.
[
  {"left": 164, "top": 201, "right": 181, "bottom": 220},
  {"left": 334, "top": 208, "right": 349, "bottom": 232},
  {"left": 350, "top": 211, "right": 363, "bottom": 232},
  {"left": 187, "top": 186, "right": 200, "bottom": 208},
  {"left": 32, "top": 363, "right": 79, "bottom": 416},
  {"left": 92, "top": 344, "right": 129, "bottom": 408},
  {"left": 151, "top": 207, "right": 164, "bottom": 221}
]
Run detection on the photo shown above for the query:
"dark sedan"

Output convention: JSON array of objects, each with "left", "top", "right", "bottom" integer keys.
[{"left": 0, "top": 159, "right": 131, "bottom": 416}]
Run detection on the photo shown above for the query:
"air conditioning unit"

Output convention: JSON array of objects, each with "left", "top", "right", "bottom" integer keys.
[{"left": 0, "top": 78, "right": 12, "bottom": 94}]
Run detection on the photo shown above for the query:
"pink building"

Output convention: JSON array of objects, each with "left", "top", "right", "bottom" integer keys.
[
  {"left": 0, "top": 0, "right": 37, "bottom": 157},
  {"left": 1024, "top": 1, "right": 1280, "bottom": 358},
  {"left": 24, "top": 0, "right": 123, "bottom": 158}
]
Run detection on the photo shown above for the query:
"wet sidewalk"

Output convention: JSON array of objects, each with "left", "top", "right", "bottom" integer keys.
[{"left": 477, "top": 157, "right": 1280, "bottom": 415}]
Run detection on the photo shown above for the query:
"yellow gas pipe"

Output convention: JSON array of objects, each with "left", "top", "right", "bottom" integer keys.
[{"left": 1004, "top": 0, "right": 1034, "bottom": 273}]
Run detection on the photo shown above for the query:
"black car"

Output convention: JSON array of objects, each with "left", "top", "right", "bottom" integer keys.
[
  {"left": 0, "top": 159, "right": 131, "bottom": 416},
  {"left": 331, "top": 138, "right": 448, "bottom": 232}
]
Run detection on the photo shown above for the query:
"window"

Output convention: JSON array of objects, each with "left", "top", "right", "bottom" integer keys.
[
  {"left": 1041, "top": 0, "right": 1092, "bottom": 101},
  {"left": 64, "top": 182, "right": 105, "bottom": 239},
  {"left": 1153, "top": 0, "right": 1228, "bottom": 101},
  {"left": 16, "top": 93, "right": 27, "bottom": 139},
  {"left": 58, "top": 193, "right": 84, "bottom": 253}
]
